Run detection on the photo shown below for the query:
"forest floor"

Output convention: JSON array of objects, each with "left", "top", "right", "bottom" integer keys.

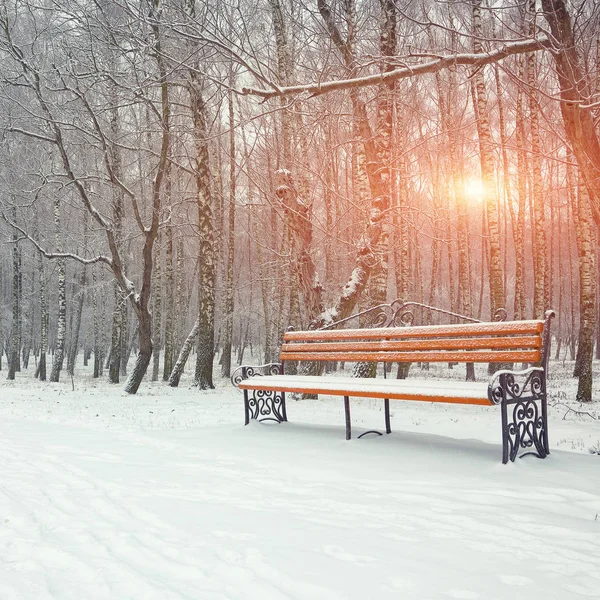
[{"left": 1, "top": 359, "right": 599, "bottom": 599}]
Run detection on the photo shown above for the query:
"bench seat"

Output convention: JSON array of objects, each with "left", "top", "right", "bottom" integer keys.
[{"left": 238, "top": 375, "right": 492, "bottom": 405}]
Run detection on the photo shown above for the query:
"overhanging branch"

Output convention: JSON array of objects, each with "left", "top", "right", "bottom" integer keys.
[{"left": 242, "top": 37, "right": 550, "bottom": 99}]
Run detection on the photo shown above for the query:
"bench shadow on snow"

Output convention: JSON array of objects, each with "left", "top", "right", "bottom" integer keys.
[{"left": 244, "top": 419, "right": 503, "bottom": 465}]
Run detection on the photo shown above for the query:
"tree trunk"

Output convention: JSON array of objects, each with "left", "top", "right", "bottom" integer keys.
[
  {"left": 221, "top": 88, "right": 237, "bottom": 378},
  {"left": 124, "top": 310, "right": 153, "bottom": 395},
  {"left": 162, "top": 214, "right": 175, "bottom": 380},
  {"left": 526, "top": 0, "right": 547, "bottom": 319},
  {"left": 66, "top": 264, "right": 86, "bottom": 376},
  {"left": 471, "top": 0, "right": 505, "bottom": 319},
  {"left": 514, "top": 56, "right": 528, "bottom": 320},
  {"left": 175, "top": 235, "right": 185, "bottom": 351},
  {"left": 169, "top": 317, "right": 200, "bottom": 387},
  {"left": 49, "top": 197, "right": 66, "bottom": 383},
  {"left": 152, "top": 232, "right": 162, "bottom": 382},
  {"left": 7, "top": 208, "right": 19, "bottom": 381},
  {"left": 574, "top": 183, "right": 596, "bottom": 402},
  {"left": 185, "top": 0, "right": 216, "bottom": 390},
  {"left": 37, "top": 246, "right": 48, "bottom": 380},
  {"left": 123, "top": 2, "right": 170, "bottom": 393},
  {"left": 109, "top": 288, "right": 123, "bottom": 383},
  {"left": 191, "top": 93, "right": 216, "bottom": 390}
]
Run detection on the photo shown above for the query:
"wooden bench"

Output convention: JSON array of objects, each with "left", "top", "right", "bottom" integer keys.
[{"left": 232, "top": 303, "right": 555, "bottom": 464}]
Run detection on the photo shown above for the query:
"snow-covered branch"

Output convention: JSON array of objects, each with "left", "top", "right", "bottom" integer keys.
[
  {"left": 242, "top": 37, "right": 550, "bottom": 99},
  {"left": 2, "top": 214, "right": 112, "bottom": 267}
]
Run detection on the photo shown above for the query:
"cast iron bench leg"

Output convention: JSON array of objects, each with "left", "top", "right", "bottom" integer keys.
[
  {"left": 281, "top": 391, "right": 288, "bottom": 422},
  {"left": 385, "top": 398, "right": 391, "bottom": 434},
  {"left": 344, "top": 396, "right": 351, "bottom": 440},
  {"left": 243, "top": 389, "right": 250, "bottom": 426}
]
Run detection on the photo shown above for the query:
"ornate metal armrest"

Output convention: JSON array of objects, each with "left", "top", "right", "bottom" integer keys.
[
  {"left": 487, "top": 367, "right": 545, "bottom": 405},
  {"left": 230, "top": 363, "right": 283, "bottom": 389}
]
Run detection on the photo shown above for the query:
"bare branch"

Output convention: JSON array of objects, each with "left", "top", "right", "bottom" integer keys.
[
  {"left": 2, "top": 213, "right": 112, "bottom": 267},
  {"left": 242, "top": 37, "right": 551, "bottom": 99},
  {"left": 7, "top": 127, "right": 55, "bottom": 143}
]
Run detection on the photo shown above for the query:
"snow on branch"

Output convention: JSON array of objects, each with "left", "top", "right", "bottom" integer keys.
[
  {"left": 2, "top": 214, "right": 112, "bottom": 267},
  {"left": 242, "top": 37, "right": 550, "bottom": 99}
]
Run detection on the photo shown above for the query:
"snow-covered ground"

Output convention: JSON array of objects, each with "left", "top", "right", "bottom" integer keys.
[{"left": 1, "top": 360, "right": 599, "bottom": 599}]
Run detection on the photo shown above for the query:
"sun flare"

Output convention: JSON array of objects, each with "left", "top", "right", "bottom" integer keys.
[{"left": 463, "top": 178, "right": 485, "bottom": 201}]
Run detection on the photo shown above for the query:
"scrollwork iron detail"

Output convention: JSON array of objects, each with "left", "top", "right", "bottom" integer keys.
[
  {"left": 231, "top": 363, "right": 287, "bottom": 425},
  {"left": 230, "top": 363, "right": 283, "bottom": 389},
  {"left": 488, "top": 367, "right": 549, "bottom": 463},
  {"left": 493, "top": 307, "right": 508, "bottom": 322},
  {"left": 487, "top": 367, "right": 544, "bottom": 406},
  {"left": 318, "top": 299, "right": 487, "bottom": 331},
  {"left": 504, "top": 400, "right": 547, "bottom": 462},
  {"left": 247, "top": 389, "right": 286, "bottom": 423}
]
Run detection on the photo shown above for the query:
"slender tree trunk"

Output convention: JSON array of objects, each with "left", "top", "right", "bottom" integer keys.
[
  {"left": 221, "top": 89, "right": 237, "bottom": 378},
  {"left": 525, "top": 1, "right": 548, "bottom": 319},
  {"left": 66, "top": 215, "right": 88, "bottom": 376},
  {"left": 124, "top": 2, "right": 170, "bottom": 394},
  {"left": 109, "top": 287, "right": 123, "bottom": 383},
  {"left": 514, "top": 56, "right": 528, "bottom": 320},
  {"left": 169, "top": 317, "right": 199, "bottom": 387},
  {"left": 67, "top": 264, "right": 86, "bottom": 376},
  {"left": 49, "top": 197, "right": 66, "bottom": 382},
  {"left": 152, "top": 232, "right": 162, "bottom": 381},
  {"left": 7, "top": 208, "right": 19, "bottom": 381},
  {"left": 163, "top": 217, "right": 175, "bottom": 380},
  {"left": 37, "top": 246, "right": 48, "bottom": 380},
  {"left": 175, "top": 235, "right": 185, "bottom": 351},
  {"left": 471, "top": 0, "right": 505, "bottom": 319},
  {"left": 92, "top": 267, "right": 100, "bottom": 378},
  {"left": 574, "top": 183, "right": 596, "bottom": 402}
]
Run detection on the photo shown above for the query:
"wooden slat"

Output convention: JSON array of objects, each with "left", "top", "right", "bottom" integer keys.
[
  {"left": 279, "top": 350, "right": 541, "bottom": 363},
  {"left": 283, "top": 320, "right": 544, "bottom": 342},
  {"left": 238, "top": 380, "right": 492, "bottom": 406},
  {"left": 281, "top": 336, "right": 542, "bottom": 354}
]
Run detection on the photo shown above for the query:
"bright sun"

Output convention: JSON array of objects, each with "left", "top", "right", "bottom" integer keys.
[{"left": 463, "top": 178, "right": 485, "bottom": 201}]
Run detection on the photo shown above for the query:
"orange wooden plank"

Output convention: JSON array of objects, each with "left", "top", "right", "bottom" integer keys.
[
  {"left": 283, "top": 320, "right": 544, "bottom": 342},
  {"left": 281, "top": 336, "right": 542, "bottom": 353},
  {"left": 279, "top": 350, "right": 540, "bottom": 363},
  {"left": 238, "top": 381, "right": 492, "bottom": 406}
]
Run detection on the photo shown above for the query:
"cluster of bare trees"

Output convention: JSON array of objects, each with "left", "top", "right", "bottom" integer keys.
[{"left": 0, "top": 0, "right": 599, "bottom": 401}]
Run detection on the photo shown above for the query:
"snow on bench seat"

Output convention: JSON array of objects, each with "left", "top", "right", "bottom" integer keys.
[{"left": 238, "top": 374, "right": 492, "bottom": 406}]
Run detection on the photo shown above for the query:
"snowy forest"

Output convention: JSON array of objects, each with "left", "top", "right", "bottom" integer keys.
[{"left": 0, "top": 0, "right": 599, "bottom": 401}]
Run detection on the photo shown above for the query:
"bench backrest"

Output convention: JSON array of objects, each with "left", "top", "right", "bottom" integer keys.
[{"left": 280, "top": 320, "right": 546, "bottom": 365}]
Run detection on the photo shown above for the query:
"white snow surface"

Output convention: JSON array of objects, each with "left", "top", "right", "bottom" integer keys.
[{"left": 1, "top": 361, "right": 600, "bottom": 600}]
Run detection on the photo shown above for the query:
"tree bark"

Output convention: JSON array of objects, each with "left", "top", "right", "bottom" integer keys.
[
  {"left": 152, "top": 232, "right": 162, "bottom": 382},
  {"left": 163, "top": 216, "right": 175, "bottom": 380},
  {"left": 7, "top": 207, "right": 19, "bottom": 381},
  {"left": 471, "top": 0, "right": 505, "bottom": 319},
  {"left": 221, "top": 88, "right": 237, "bottom": 378},
  {"left": 169, "top": 317, "right": 199, "bottom": 387},
  {"left": 526, "top": 0, "right": 547, "bottom": 319},
  {"left": 574, "top": 183, "right": 596, "bottom": 402},
  {"left": 49, "top": 197, "right": 66, "bottom": 383}
]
